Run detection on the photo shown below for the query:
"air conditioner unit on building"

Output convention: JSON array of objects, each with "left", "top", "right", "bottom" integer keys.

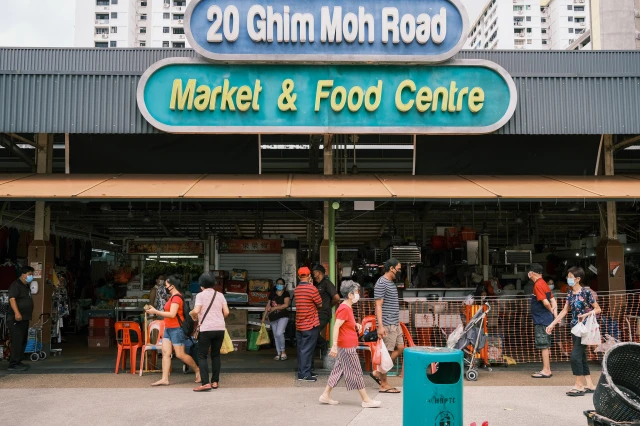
[
  {"left": 102, "top": 34, "right": 108, "bottom": 39},
  {"left": 635, "top": 31, "right": 640, "bottom": 40},
  {"left": 104, "top": 7, "right": 109, "bottom": 11},
  {"left": 580, "top": 22, "right": 586, "bottom": 26},
  {"left": 164, "top": 3, "right": 169, "bottom": 8},
  {"left": 178, "top": 19, "right": 183, "bottom": 23},
  {"left": 179, "top": 34, "right": 185, "bottom": 38},
  {"left": 95, "top": 20, "right": 99, "bottom": 24},
  {"left": 177, "top": 6, "right": 182, "bottom": 11}
]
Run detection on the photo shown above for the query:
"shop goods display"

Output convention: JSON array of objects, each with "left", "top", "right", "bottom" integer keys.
[
  {"left": 249, "top": 291, "right": 270, "bottom": 305},
  {"left": 248, "top": 279, "right": 272, "bottom": 292},
  {"left": 225, "top": 280, "right": 248, "bottom": 293},
  {"left": 227, "top": 324, "right": 247, "bottom": 340},
  {"left": 226, "top": 309, "right": 248, "bottom": 325},
  {"left": 231, "top": 269, "right": 248, "bottom": 281}
]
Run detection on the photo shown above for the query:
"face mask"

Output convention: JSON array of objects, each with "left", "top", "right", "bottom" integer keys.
[
  {"left": 26, "top": 275, "right": 34, "bottom": 283},
  {"left": 352, "top": 293, "right": 360, "bottom": 303},
  {"left": 158, "top": 280, "right": 165, "bottom": 286},
  {"left": 567, "top": 278, "right": 575, "bottom": 286},
  {"left": 548, "top": 284, "right": 555, "bottom": 290},
  {"left": 276, "top": 284, "right": 284, "bottom": 291}
]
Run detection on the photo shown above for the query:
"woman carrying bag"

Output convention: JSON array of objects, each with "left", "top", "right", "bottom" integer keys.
[
  {"left": 190, "top": 272, "right": 229, "bottom": 392},
  {"left": 546, "top": 266, "right": 602, "bottom": 397},
  {"left": 262, "top": 278, "right": 291, "bottom": 361},
  {"left": 319, "top": 280, "right": 381, "bottom": 408}
]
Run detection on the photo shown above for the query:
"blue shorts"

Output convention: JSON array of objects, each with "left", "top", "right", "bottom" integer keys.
[{"left": 163, "top": 327, "right": 186, "bottom": 346}]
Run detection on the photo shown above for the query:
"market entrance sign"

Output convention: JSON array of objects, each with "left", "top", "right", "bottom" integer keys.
[
  {"left": 184, "top": 0, "right": 469, "bottom": 63},
  {"left": 136, "top": 58, "right": 517, "bottom": 134}
]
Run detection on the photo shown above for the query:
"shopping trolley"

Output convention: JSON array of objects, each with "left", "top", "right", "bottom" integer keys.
[{"left": 25, "top": 314, "right": 50, "bottom": 362}]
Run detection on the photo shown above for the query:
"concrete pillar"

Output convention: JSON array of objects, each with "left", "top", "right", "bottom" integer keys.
[
  {"left": 320, "top": 134, "right": 333, "bottom": 265},
  {"left": 28, "top": 133, "right": 55, "bottom": 353}
]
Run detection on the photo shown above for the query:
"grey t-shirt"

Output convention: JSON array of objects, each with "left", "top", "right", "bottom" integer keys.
[{"left": 374, "top": 276, "right": 400, "bottom": 326}]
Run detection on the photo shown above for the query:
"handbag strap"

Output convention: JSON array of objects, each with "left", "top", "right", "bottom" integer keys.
[{"left": 199, "top": 290, "right": 217, "bottom": 325}]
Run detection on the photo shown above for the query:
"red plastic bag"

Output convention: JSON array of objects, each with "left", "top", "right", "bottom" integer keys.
[{"left": 372, "top": 339, "right": 383, "bottom": 365}]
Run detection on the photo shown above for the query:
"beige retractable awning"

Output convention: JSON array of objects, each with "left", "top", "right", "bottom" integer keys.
[{"left": 0, "top": 174, "right": 639, "bottom": 201}]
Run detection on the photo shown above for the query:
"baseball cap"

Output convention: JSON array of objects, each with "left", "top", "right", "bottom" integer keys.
[
  {"left": 311, "top": 264, "right": 325, "bottom": 274},
  {"left": 529, "top": 263, "right": 544, "bottom": 274},
  {"left": 298, "top": 266, "right": 311, "bottom": 276}
]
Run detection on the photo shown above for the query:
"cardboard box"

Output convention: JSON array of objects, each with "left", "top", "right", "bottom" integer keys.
[
  {"left": 249, "top": 279, "right": 272, "bottom": 292},
  {"left": 226, "top": 308, "right": 248, "bottom": 325},
  {"left": 227, "top": 324, "right": 247, "bottom": 340},
  {"left": 232, "top": 339, "right": 247, "bottom": 352},
  {"left": 225, "top": 280, "right": 248, "bottom": 293},
  {"left": 249, "top": 291, "right": 270, "bottom": 305},
  {"left": 231, "top": 269, "right": 248, "bottom": 281}
]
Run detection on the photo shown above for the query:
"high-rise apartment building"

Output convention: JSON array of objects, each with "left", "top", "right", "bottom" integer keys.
[
  {"left": 466, "top": 0, "right": 590, "bottom": 50},
  {"left": 75, "top": 0, "right": 191, "bottom": 48}
]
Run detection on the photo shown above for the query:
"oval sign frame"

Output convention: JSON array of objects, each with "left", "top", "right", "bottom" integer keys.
[
  {"left": 136, "top": 58, "right": 518, "bottom": 135},
  {"left": 184, "top": 0, "right": 470, "bottom": 64}
]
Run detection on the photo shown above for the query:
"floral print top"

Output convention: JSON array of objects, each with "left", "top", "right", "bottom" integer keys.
[{"left": 566, "top": 287, "right": 596, "bottom": 326}]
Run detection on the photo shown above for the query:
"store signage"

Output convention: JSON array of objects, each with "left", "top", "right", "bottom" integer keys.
[
  {"left": 184, "top": 0, "right": 468, "bottom": 63},
  {"left": 126, "top": 241, "right": 205, "bottom": 255},
  {"left": 137, "top": 58, "right": 517, "bottom": 134},
  {"left": 219, "top": 239, "right": 283, "bottom": 254}
]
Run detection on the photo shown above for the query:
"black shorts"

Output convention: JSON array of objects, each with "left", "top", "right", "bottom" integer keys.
[{"left": 534, "top": 324, "right": 552, "bottom": 349}]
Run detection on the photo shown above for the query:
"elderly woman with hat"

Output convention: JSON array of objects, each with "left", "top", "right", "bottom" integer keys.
[{"left": 293, "top": 266, "right": 323, "bottom": 382}]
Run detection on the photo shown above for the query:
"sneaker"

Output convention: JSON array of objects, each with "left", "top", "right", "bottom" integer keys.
[
  {"left": 280, "top": 354, "right": 288, "bottom": 361},
  {"left": 7, "top": 365, "right": 28, "bottom": 372},
  {"left": 298, "top": 376, "right": 317, "bottom": 382},
  {"left": 274, "top": 355, "right": 282, "bottom": 361},
  {"left": 362, "top": 400, "right": 382, "bottom": 408},
  {"left": 311, "top": 374, "right": 318, "bottom": 379}
]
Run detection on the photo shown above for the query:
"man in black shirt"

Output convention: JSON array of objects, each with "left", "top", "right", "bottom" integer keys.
[
  {"left": 312, "top": 264, "right": 340, "bottom": 353},
  {"left": 8, "top": 265, "right": 35, "bottom": 371}
]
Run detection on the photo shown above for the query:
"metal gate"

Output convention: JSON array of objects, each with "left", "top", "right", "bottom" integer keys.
[{"left": 218, "top": 253, "right": 283, "bottom": 281}]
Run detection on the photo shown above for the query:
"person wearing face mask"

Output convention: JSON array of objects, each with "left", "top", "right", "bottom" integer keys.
[
  {"left": 145, "top": 276, "right": 201, "bottom": 387},
  {"left": 546, "top": 266, "right": 602, "bottom": 397},
  {"left": 148, "top": 274, "right": 168, "bottom": 311},
  {"left": 371, "top": 258, "right": 403, "bottom": 394},
  {"left": 262, "top": 278, "right": 291, "bottom": 361},
  {"left": 319, "top": 280, "right": 382, "bottom": 408},
  {"left": 7, "top": 265, "right": 35, "bottom": 371},
  {"left": 527, "top": 264, "right": 557, "bottom": 379}
]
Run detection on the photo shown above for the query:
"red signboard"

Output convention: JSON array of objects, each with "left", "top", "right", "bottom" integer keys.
[
  {"left": 127, "top": 241, "right": 205, "bottom": 255},
  {"left": 219, "top": 239, "right": 282, "bottom": 254}
]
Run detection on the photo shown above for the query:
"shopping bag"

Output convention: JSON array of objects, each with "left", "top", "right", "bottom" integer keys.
[
  {"left": 571, "top": 321, "right": 587, "bottom": 337},
  {"left": 372, "top": 339, "right": 383, "bottom": 365},
  {"left": 256, "top": 323, "right": 271, "bottom": 346},
  {"left": 220, "top": 329, "right": 235, "bottom": 355},
  {"left": 582, "top": 314, "right": 602, "bottom": 346},
  {"left": 595, "top": 334, "right": 618, "bottom": 353},
  {"left": 248, "top": 329, "right": 260, "bottom": 351},
  {"left": 378, "top": 344, "right": 394, "bottom": 374}
]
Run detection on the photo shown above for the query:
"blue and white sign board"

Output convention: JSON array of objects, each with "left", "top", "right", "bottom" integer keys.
[{"left": 185, "top": 0, "right": 469, "bottom": 63}]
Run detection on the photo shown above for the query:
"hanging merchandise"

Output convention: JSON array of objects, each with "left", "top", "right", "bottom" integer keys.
[{"left": 51, "top": 272, "right": 71, "bottom": 344}]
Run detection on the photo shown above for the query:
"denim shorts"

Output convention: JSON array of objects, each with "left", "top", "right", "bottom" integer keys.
[{"left": 163, "top": 327, "right": 186, "bottom": 346}]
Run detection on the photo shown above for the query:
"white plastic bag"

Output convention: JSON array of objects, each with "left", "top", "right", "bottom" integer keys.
[
  {"left": 571, "top": 321, "right": 587, "bottom": 337},
  {"left": 595, "top": 334, "right": 618, "bottom": 353},
  {"left": 377, "top": 345, "right": 394, "bottom": 374},
  {"left": 581, "top": 314, "right": 602, "bottom": 346}
]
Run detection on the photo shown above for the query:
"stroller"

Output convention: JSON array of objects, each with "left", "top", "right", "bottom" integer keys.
[{"left": 444, "top": 303, "right": 492, "bottom": 381}]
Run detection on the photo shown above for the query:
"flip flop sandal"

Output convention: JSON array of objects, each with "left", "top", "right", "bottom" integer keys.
[
  {"left": 585, "top": 388, "right": 595, "bottom": 394},
  {"left": 369, "top": 372, "right": 382, "bottom": 386},
  {"left": 531, "top": 372, "right": 552, "bottom": 378},
  {"left": 566, "top": 389, "right": 585, "bottom": 397},
  {"left": 380, "top": 388, "right": 401, "bottom": 394}
]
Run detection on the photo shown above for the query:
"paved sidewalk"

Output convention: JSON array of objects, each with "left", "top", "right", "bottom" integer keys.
[{"left": 0, "top": 385, "right": 594, "bottom": 426}]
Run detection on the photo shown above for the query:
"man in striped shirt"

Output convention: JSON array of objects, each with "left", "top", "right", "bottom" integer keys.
[
  {"left": 371, "top": 258, "right": 403, "bottom": 394},
  {"left": 294, "top": 266, "right": 322, "bottom": 382}
]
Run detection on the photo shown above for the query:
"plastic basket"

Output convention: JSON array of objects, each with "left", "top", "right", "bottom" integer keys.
[
  {"left": 594, "top": 343, "right": 640, "bottom": 422},
  {"left": 585, "top": 410, "right": 640, "bottom": 426}
]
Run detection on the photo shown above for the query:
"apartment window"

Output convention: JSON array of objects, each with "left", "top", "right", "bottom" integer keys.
[
  {"left": 513, "top": 5, "right": 523, "bottom": 11},
  {"left": 140, "top": 1, "right": 147, "bottom": 6},
  {"left": 173, "top": 14, "right": 184, "bottom": 20},
  {"left": 527, "top": 28, "right": 532, "bottom": 33},
  {"left": 96, "top": 28, "right": 109, "bottom": 34},
  {"left": 110, "top": 41, "right": 117, "bottom": 47},
  {"left": 95, "top": 42, "right": 108, "bottom": 48},
  {"left": 173, "top": 27, "right": 185, "bottom": 34},
  {"left": 567, "top": 5, "right": 573, "bottom": 10},
  {"left": 173, "top": 42, "right": 185, "bottom": 48},
  {"left": 541, "top": 18, "right": 546, "bottom": 23},
  {"left": 163, "top": 41, "right": 170, "bottom": 47},
  {"left": 111, "top": 26, "right": 117, "bottom": 33},
  {"left": 527, "top": 39, "right": 532, "bottom": 44},
  {"left": 542, "top": 40, "right": 548, "bottom": 45},
  {"left": 140, "top": 42, "right": 146, "bottom": 47},
  {"left": 163, "top": 13, "right": 170, "bottom": 19},
  {"left": 97, "top": 0, "right": 109, "bottom": 5},
  {"left": 163, "top": 27, "right": 169, "bottom": 33},
  {"left": 96, "top": 14, "right": 109, "bottom": 20},
  {"left": 525, "top": 5, "right": 531, "bottom": 10},
  {"left": 575, "top": 6, "right": 585, "bottom": 12},
  {"left": 111, "top": 0, "right": 117, "bottom": 4},
  {"left": 164, "top": 0, "right": 170, "bottom": 4},
  {"left": 174, "top": 1, "right": 186, "bottom": 6},
  {"left": 140, "top": 27, "right": 147, "bottom": 33},
  {"left": 526, "top": 16, "right": 531, "bottom": 22},
  {"left": 568, "top": 17, "right": 574, "bottom": 22},
  {"left": 568, "top": 28, "right": 574, "bottom": 33},
  {"left": 140, "top": 14, "right": 147, "bottom": 20},
  {"left": 541, "top": 29, "right": 547, "bottom": 34}
]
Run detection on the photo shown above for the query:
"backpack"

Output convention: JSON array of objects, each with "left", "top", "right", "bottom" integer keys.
[{"left": 171, "top": 294, "right": 195, "bottom": 336}]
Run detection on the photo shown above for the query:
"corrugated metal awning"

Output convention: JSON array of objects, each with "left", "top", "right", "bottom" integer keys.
[{"left": 0, "top": 174, "right": 639, "bottom": 201}]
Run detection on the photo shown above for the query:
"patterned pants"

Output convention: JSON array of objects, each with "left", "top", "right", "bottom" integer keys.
[{"left": 327, "top": 347, "right": 366, "bottom": 391}]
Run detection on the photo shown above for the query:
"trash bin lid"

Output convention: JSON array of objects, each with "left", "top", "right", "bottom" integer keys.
[{"left": 405, "top": 346, "right": 463, "bottom": 361}]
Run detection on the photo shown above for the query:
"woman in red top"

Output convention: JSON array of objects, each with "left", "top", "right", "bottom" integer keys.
[
  {"left": 319, "top": 280, "right": 381, "bottom": 408},
  {"left": 145, "top": 276, "right": 200, "bottom": 386}
]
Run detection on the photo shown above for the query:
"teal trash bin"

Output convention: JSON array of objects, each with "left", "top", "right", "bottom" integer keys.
[{"left": 403, "top": 347, "right": 464, "bottom": 426}]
